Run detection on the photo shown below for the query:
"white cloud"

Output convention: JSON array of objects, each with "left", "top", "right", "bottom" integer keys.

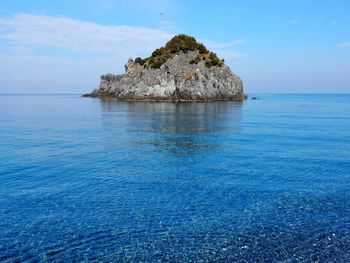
[
  {"left": 0, "top": 13, "right": 173, "bottom": 55},
  {"left": 200, "top": 39, "right": 247, "bottom": 60},
  {"left": 0, "top": 13, "right": 246, "bottom": 58},
  {"left": 216, "top": 51, "right": 247, "bottom": 59},
  {"left": 288, "top": 19, "right": 299, "bottom": 24},
  {"left": 338, "top": 43, "right": 350, "bottom": 48},
  {"left": 201, "top": 39, "right": 247, "bottom": 49},
  {"left": 0, "top": 13, "right": 248, "bottom": 92},
  {"left": 0, "top": 13, "right": 175, "bottom": 92}
]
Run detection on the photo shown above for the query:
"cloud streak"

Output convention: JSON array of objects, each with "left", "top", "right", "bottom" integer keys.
[
  {"left": 338, "top": 43, "right": 350, "bottom": 48},
  {"left": 0, "top": 13, "right": 173, "bottom": 55},
  {"left": 216, "top": 50, "right": 247, "bottom": 59},
  {"left": 0, "top": 13, "right": 246, "bottom": 60},
  {"left": 200, "top": 38, "right": 247, "bottom": 60},
  {"left": 288, "top": 19, "right": 299, "bottom": 24},
  {"left": 201, "top": 39, "right": 247, "bottom": 49}
]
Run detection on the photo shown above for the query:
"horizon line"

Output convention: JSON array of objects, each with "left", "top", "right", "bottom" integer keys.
[{"left": 1, "top": 92, "right": 350, "bottom": 95}]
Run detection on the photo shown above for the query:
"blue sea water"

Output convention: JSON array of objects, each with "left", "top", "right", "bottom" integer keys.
[{"left": 0, "top": 94, "right": 349, "bottom": 262}]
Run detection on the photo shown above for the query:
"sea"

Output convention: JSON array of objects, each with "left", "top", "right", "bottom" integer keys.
[{"left": 0, "top": 94, "right": 349, "bottom": 262}]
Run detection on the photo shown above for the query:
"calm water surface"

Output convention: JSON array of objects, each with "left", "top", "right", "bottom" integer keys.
[{"left": 0, "top": 94, "right": 349, "bottom": 262}]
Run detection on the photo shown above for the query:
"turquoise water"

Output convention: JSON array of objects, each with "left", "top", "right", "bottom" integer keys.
[{"left": 0, "top": 94, "right": 349, "bottom": 261}]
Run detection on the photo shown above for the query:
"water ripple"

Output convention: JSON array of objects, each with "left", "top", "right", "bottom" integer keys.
[{"left": 0, "top": 94, "right": 349, "bottom": 261}]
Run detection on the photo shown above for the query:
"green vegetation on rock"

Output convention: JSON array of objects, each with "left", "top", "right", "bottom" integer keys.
[
  {"left": 134, "top": 34, "right": 224, "bottom": 69},
  {"left": 205, "top": 52, "right": 224, "bottom": 68}
]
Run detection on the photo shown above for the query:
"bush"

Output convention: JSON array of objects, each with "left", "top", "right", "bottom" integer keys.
[
  {"left": 198, "top": 43, "right": 208, "bottom": 54},
  {"left": 133, "top": 34, "right": 224, "bottom": 69},
  {"left": 150, "top": 57, "right": 167, "bottom": 69},
  {"left": 205, "top": 52, "right": 224, "bottom": 68},
  {"left": 134, "top": 57, "right": 149, "bottom": 66},
  {"left": 152, "top": 47, "right": 164, "bottom": 57},
  {"left": 163, "top": 34, "right": 210, "bottom": 55},
  {"left": 148, "top": 57, "right": 154, "bottom": 65},
  {"left": 134, "top": 57, "right": 142, "bottom": 64}
]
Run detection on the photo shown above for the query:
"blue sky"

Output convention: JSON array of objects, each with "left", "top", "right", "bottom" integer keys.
[{"left": 0, "top": 0, "right": 349, "bottom": 93}]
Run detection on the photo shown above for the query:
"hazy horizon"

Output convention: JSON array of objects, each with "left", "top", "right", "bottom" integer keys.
[{"left": 1, "top": 0, "right": 350, "bottom": 94}]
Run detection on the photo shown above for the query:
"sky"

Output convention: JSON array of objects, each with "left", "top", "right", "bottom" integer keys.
[{"left": 0, "top": 0, "right": 349, "bottom": 94}]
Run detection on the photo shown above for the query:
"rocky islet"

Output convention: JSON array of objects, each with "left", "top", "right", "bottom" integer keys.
[{"left": 84, "top": 34, "right": 246, "bottom": 101}]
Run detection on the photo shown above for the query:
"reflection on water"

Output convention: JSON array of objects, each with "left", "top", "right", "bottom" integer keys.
[
  {"left": 99, "top": 101, "right": 243, "bottom": 156},
  {"left": 1, "top": 94, "right": 350, "bottom": 262}
]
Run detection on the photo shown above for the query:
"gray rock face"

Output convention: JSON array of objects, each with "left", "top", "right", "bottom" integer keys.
[{"left": 86, "top": 51, "right": 245, "bottom": 101}]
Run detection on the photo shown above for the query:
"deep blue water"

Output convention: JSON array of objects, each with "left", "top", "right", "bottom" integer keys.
[{"left": 0, "top": 94, "right": 350, "bottom": 262}]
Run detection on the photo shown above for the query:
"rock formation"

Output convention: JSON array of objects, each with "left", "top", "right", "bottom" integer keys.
[{"left": 84, "top": 34, "right": 245, "bottom": 101}]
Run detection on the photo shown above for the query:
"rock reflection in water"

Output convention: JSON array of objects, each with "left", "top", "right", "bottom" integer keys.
[{"left": 99, "top": 101, "right": 243, "bottom": 156}]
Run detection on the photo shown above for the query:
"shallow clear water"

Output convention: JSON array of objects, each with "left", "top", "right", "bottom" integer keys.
[{"left": 0, "top": 94, "right": 350, "bottom": 262}]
